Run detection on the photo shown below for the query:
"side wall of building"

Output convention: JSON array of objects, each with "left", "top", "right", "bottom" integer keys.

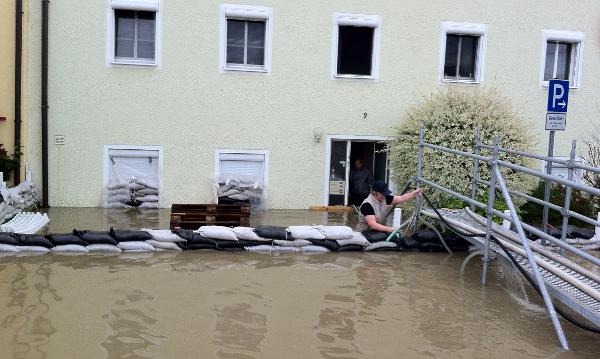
[{"left": 25, "top": 0, "right": 600, "bottom": 208}]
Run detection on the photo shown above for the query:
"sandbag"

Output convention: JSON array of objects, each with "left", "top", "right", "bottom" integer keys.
[
  {"left": 0, "top": 244, "right": 19, "bottom": 252},
  {"left": 317, "top": 225, "right": 353, "bottom": 240},
  {"left": 301, "top": 245, "right": 330, "bottom": 253},
  {"left": 52, "top": 245, "right": 89, "bottom": 253},
  {"left": 188, "top": 234, "right": 217, "bottom": 246},
  {"left": 307, "top": 238, "right": 340, "bottom": 252},
  {"left": 365, "top": 241, "right": 398, "bottom": 251},
  {"left": 139, "top": 202, "right": 158, "bottom": 209},
  {"left": 558, "top": 225, "right": 595, "bottom": 239},
  {"left": 214, "top": 239, "right": 247, "bottom": 250},
  {"left": 254, "top": 226, "right": 288, "bottom": 240},
  {"left": 0, "top": 233, "right": 19, "bottom": 246},
  {"left": 287, "top": 226, "right": 325, "bottom": 240},
  {"left": 139, "top": 195, "right": 159, "bottom": 202},
  {"left": 139, "top": 188, "right": 159, "bottom": 195},
  {"left": 146, "top": 240, "right": 182, "bottom": 251},
  {"left": 245, "top": 245, "right": 275, "bottom": 252},
  {"left": 173, "top": 229, "right": 195, "bottom": 241},
  {"left": 16, "top": 234, "right": 54, "bottom": 248},
  {"left": 19, "top": 246, "right": 51, "bottom": 252},
  {"left": 134, "top": 178, "right": 158, "bottom": 190},
  {"left": 126, "top": 183, "right": 145, "bottom": 191},
  {"left": 400, "top": 238, "right": 443, "bottom": 252},
  {"left": 198, "top": 226, "right": 238, "bottom": 241},
  {"left": 411, "top": 230, "right": 441, "bottom": 244},
  {"left": 362, "top": 230, "right": 401, "bottom": 243},
  {"left": 74, "top": 230, "right": 118, "bottom": 246},
  {"left": 107, "top": 182, "right": 127, "bottom": 191},
  {"left": 337, "top": 232, "right": 370, "bottom": 247},
  {"left": 178, "top": 242, "right": 215, "bottom": 250},
  {"left": 338, "top": 244, "right": 365, "bottom": 252},
  {"left": 46, "top": 234, "right": 88, "bottom": 247},
  {"left": 273, "top": 239, "right": 311, "bottom": 247},
  {"left": 118, "top": 241, "right": 155, "bottom": 251},
  {"left": 110, "top": 228, "right": 153, "bottom": 242},
  {"left": 86, "top": 244, "right": 122, "bottom": 253},
  {"left": 233, "top": 227, "right": 270, "bottom": 241},
  {"left": 141, "top": 229, "right": 185, "bottom": 243}
]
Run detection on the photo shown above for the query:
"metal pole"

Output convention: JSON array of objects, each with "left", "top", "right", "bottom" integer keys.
[
  {"left": 559, "top": 140, "right": 576, "bottom": 257},
  {"left": 494, "top": 166, "right": 569, "bottom": 350},
  {"left": 542, "top": 131, "right": 555, "bottom": 246},
  {"left": 415, "top": 126, "right": 424, "bottom": 215},
  {"left": 470, "top": 128, "right": 481, "bottom": 211},
  {"left": 482, "top": 135, "right": 498, "bottom": 286}
]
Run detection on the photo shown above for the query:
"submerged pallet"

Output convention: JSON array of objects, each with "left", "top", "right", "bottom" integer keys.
[{"left": 170, "top": 204, "right": 250, "bottom": 229}]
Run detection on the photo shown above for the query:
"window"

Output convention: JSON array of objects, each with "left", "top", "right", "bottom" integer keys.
[
  {"left": 439, "top": 21, "right": 487, "bottom": 84},
  {"left": 540, "top": 30, "right": 584, "bottom": 88},
  {"left": 107, "top": 0, "right": 161, "bottom": 66},
  {"left": 220, "top": 4, "right": 272, "bottom": 73},
  {"left": 331, "top": 13, "right": 381, "bottom": 79},
  {"left": 215, "top": 150, "right": 269, "bottom": 186}
]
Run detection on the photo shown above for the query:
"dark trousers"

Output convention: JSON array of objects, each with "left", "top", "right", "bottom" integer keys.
[{"left": 349, "top": 192, "right": 369, "bottom": 207}]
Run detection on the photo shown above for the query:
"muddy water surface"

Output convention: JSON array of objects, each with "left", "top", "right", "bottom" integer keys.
[{"left": 0, "top": 208, "right": 599, "bottom": 358}]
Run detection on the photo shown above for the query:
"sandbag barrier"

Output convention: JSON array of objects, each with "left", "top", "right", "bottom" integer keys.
[
  {"left": 0, "top": 181, "right": 40, "bottom": 225},
  {"left": 0, "top": 225, "right": 471, "bottom": 254}
]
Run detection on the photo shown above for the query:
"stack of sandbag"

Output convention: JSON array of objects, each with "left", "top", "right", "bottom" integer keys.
[
  {"left": 0, "top": 181, "right": 40, "bottom": 224},
  {"left": 106, "top": 177, "right": 159, "bottom": 209},
  {"left": 141, "top": 228, "right": 185, "bottom": 251},
  {"left": 214, "top": 175, "right": 265, "bottom": 209}
]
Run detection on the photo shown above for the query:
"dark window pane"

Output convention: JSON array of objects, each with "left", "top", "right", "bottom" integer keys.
[
  {"left": 137, "top": 40, "right": 155, "bottom": 59},
  {"left": 115, "top": 10, "right": 135, "bottom": 58},
  {"left": 247, "top": 21, "right": 265, "bottom": 47},
  {"left": 544, "top": 42, "right": 557, "bottom": 80},
  {"left": 458, "top": 35, "right": 478, "bottom": 79},
  {"left": 444, "top": 35, "right": 459, "bottom": 78},
  {"left": 556, "top": 42, "right": 571, "bottom": 80},
  {"left": 226, "top": 45, "right": 244, "bottom": 64},
  {"left": 247, "top": 46, "right": 264, "bottom": 65},
  {"left": 337, "top": 26, "right": 374, "bottom": 76},
  {"left": 227, "top": 20, "right": 245, "bottom": 47},
  {"left": 137, "top": 11, "right": 155, "bottom": 59}
]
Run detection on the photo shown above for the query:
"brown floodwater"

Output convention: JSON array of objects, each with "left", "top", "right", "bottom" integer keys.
[{"left": 1, "top": 208, "right": 599, "bottom": 359}]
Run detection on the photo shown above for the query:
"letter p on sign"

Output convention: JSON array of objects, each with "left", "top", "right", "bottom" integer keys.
[{"left": 547, "top": 79, "right": 569, "bottom": 113}]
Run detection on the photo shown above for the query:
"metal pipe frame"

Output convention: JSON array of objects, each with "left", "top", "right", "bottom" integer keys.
[
  {"left": 559, "top": 141, "right": 577, "bottom": 256},
  {"left": 470, "top": 129, "right": 481, "bottom": 212},
  {"left": 482, "top": 135, "right": 499, "bottom": 286},
  {"left": 423, "top": 143, "right": 491, "bottom": 163},
  {"left": 493, "top": 166, "right": 569, "bottom": 350}
]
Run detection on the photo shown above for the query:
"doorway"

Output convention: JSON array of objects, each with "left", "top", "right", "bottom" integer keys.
[{"left": 324, "top": 136, "right": 391, "bottom": 206}]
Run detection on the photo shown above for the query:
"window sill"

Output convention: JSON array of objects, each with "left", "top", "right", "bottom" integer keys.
[
  {"left": 334, "top": 74, "right": 376, "bottom": 80},
  {"left": 110, "top": 58, "right": 158, "bottom": 67},
  {"left": 223, "top": 65, "right": 269, "bottom": 74},
  {"left": 541, "top": 81, "right": 579, "bottom": 89},
  {"left": 441, "top": 79, "right": 480, "bottom": 85}
]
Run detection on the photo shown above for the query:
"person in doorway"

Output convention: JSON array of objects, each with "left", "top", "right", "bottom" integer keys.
[
  {"left": 349, "top": 158, "right": 372, "bottom": 206},
  {"left": 356, "top": 180, "right": 423, "bottom": 233}
]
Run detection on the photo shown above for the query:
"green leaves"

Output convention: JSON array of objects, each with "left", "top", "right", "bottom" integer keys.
[{"left": 0, "top": 144, "right": 21, "bottom": 181}]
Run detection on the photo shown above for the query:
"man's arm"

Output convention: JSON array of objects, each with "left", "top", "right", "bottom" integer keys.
[
  {"left": 365, "top": 215, "right": 395, "bottom": 233},
  {"left": 390, "top": 188, "right": 423, "bottom": 205}
]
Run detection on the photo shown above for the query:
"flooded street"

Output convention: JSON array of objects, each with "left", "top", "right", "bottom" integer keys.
[{"left": 0, "top": 208, "right": 599, "bottom": 358}]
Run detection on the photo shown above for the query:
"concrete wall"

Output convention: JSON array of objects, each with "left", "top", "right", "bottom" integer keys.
[
  {"left": 0, "top": 0, "right": 16, "bottom": 180},
  {"left": 25, "top": 0, "right": 600, "bottom": 208}
]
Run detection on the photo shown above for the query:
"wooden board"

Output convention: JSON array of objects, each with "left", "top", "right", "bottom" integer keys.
[{"left": 309, "top": 205, "right": 355, "bottom": 213}]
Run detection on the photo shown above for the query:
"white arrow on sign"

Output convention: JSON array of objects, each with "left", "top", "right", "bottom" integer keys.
[{"left": 558, "top": 101, "right": 566, "bottom": 108}]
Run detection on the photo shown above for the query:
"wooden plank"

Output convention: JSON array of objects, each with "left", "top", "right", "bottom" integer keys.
[{"left": 309, "top": 205, "right": 354, "bottom": 213}]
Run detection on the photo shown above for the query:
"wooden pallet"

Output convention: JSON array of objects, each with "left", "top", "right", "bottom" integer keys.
[{"left": 170, "top": 204, "right": 250, "bottom": 229}]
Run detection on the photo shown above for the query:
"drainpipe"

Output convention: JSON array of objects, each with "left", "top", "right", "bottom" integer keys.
[
  {"left": 41, "top": 0, "right": 49, "bottom": 207},
  {"left": 14, "top": 0, "right": 23, "bottom": 183}
]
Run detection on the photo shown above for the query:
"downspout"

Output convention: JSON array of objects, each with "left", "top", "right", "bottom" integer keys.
[
  {"left": 14, "top": 0, "right": 23, "bottom": 183},
  {"left": 41, "top": 0, "right": 49, "bottom": 207}
]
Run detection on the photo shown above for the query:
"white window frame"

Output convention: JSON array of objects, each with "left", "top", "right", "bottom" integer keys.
[
  {"left": 219, "top": 4, "right": 273, "bottom": 74},
  {"left": 214, "top": 149, "right": 270, "bottom": 189},
  {"left": 106, "top": 0, "right": 162, "bottom": 67},
  {"left": 439, "top": 21, "right": 487, "bottom": 85},
  {"left": 331, "top": 12, "right": 381, "bottom": 80},
  {"left": 103, "top": 144, "right": 164, "bottom": 208},
  {"left": 539, "top": 29, "right": 584, "bottom": 89}
]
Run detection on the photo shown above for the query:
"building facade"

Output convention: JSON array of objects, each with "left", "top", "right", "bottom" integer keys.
[{"left": 23, "top": 0, "right": 600, "bottom": 208}]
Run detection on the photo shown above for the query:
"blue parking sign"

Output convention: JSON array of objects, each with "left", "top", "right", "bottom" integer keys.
[{"left": 547, "top": 79, "right": 569, "bottom": 113}]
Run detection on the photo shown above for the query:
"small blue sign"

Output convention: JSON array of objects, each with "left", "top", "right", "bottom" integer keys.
[{"left": 547, "top": 79, "right": 569, "bottom": 113}]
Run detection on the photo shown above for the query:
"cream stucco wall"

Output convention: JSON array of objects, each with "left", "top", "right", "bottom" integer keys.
[
  {"left": 25, "top": 0, "right": 600, "bottom": 208},
  {"left": 0, "top": 0, "right": 16, "bottom": 173}
]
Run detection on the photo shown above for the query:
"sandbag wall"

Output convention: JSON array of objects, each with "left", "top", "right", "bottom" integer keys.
[
  {"left": 106, "top": 177, "right": 159, "bottom": 209},
  {"left": 0, "top": 225, "right": 470, "bottom": 254},
  {"left": 214, "top": 175, "right": 266, "bottom": 210},
  {"left": 0, "top": 181, "right": 40, "bottom": 225}
]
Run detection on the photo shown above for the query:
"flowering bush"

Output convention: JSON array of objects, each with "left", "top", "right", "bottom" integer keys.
[
  {"left": 0, "top": 144, "right": 21, "bottom": 181},
  {"left": 387, "top": 88, "right": 536, "bottom": 207},
  {"left": 582, "top": 122, "right": 600, "bottom": 211}
]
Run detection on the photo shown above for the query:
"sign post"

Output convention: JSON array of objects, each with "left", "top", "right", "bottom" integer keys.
[{"left": 542, "top": 79, "right": 570, "bottom": 245}]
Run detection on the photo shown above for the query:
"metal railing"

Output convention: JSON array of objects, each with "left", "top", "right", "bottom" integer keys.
[{"left": 414, "top": 127, "right": 600, "bottom": 350}]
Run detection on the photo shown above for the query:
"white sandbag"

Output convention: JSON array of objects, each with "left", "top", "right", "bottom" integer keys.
[
  {"left": 18, "top": 246, "right": 51, "bottom": 252},
  {"left": 229, "top": 193, "right": 249, "bottom": 201},
  {"left": 87, "top": 244, "right": 122, "bottom": 253},
  {"left": 0, "top": 244, "right": 19, "bottom": 252},
  {"left": 126, "top": 183, "right": 145, "bottom": 191},
  {"left": 146, "top": 240, "right": 182, "bottom": 251},
  {"left": 106, "top": 202, "right": 132, "bottom": 209},
  {"left": 198, "top": 226, "right": 238, "bottom": 241},
  {"left": 218, "top": 188, "right": 241, "bottom": 197},
  {"left": 317, "top": 225, "right": 353, "bottom": 240},
  {"left": 301, "top": 245, "right": 330, "bottom": 253},
  {"left": 107, "top": 182, "right": 127, "bottom": 191},
  {"left": 233, "top": 227, "right": 270, "bottom": 241},
  {"left": 108, "top": 188, "right": 129, "bottom": 196},
  {"left": 139, "top": 188, "right": 159, "bottom": 195},
  {"left": 337, "top": 232, "right": 370, "bottom": 247},
  {"left": 365, "top": 241, "right": 397, "bottom": 251},
  {"left": 134, "top": 179, "right": 158, "bottom": 190},
  {"left": 287, "top": 226, "right": 325, "bottom": 240},
  {"left": 141, "top": 229, "right": 185, "bottom": 242},
  {"left": 245, "top": 245, "right": 275, "bottom": 252},
  {"left": 139, "top": 202, "right": 158, "bottom": 209},
  {"left": 52, "top": 245, "right": 89, "bottom": 253},
  {"left": 107, "top": 194, "right": 129, "bottom": 203},
  {"left": 118, "top": 241, "right": 155, "bottom": 251},
  {"left": 273, "top": 239, "right": 311, "bottom": 247},
  {"left": 139, "top": 195, "right": 159, "bottom": 202}
]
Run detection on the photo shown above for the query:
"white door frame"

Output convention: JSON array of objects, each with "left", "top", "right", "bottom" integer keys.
[{"left": 322, "top": 134, "right": 393, "bottom": 205}]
